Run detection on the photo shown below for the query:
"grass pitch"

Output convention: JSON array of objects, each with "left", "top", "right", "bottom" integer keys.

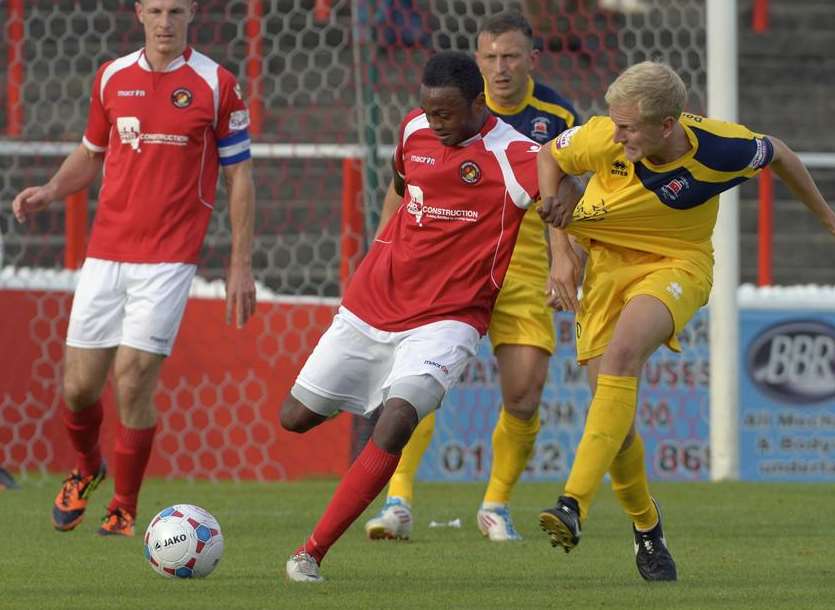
[{"left": 1, "top": 477, "right": 832, "bottom": 609}]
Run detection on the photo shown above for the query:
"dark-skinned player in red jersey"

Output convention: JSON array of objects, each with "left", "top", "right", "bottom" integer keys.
[{"left": 280, "top": 50, "right": 577, "bottom": 583}]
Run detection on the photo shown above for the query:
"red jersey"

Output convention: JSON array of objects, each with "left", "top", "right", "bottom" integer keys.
[
  {"left": 342, "top": 111, "right": 540, "bottom": 334},
  {"left": 82, "top": 47, "right": 251, "bottom": 264}
]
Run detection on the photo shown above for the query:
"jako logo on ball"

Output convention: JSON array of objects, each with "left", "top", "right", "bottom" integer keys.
[
  {"left": 160, "top": 534, "right": 187, "bottom": 548},
  {"left": 144, "top": 504, "right": 224, "bottom": 579},
  {"left": 746, "top": 319, "right": 835, "bottom": 404}
]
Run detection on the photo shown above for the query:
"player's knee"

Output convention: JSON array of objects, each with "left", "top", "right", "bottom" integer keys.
[
  {"left": 62, "top": 375, "right": 101, "bottom": 410},
  {"left": 501, "top": 379, "right": 545, "bottom": 419},
  {"left": 372, "top": 400, "right": 419, "bottom": 453},
  {"left": 602, "top": 341, "right": 645, "bottom": 376},
  {"left": 279, "top": 397, "right": 322, "bottom": 433}
]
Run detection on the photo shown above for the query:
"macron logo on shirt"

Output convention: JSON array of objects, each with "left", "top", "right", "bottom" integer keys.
[{"left": 410, "top": 154, "right": 436, "bottom": 166}]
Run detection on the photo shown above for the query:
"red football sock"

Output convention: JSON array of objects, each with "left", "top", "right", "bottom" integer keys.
[
  {"left": 109, "top": 423, "right": 157, "bottom": 518},
  {"left": 63, "top": 401, "right": 103, "bottom": 477},
  {"left": 296, "top": 440, "right": 400, "bottom": 564}
]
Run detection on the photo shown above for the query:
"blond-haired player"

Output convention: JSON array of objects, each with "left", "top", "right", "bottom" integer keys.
[{"left": 537, "top": 60, "right": 835, "bottom": 580}]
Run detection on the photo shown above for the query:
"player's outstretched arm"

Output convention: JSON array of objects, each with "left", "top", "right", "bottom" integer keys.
[
  {"left": 768, "top": 136, "right": 835, "bottom": 236},
  {"left": 11, "top": 144, "right": 102, "bottom": 223},
  {"left": 222, "top": 159, "right": 257, "bottom": 328}
]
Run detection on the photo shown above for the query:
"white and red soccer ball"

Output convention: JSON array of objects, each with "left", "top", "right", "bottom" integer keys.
[{"left": 144, "top": 504, "right": 224, "bottom": 578}]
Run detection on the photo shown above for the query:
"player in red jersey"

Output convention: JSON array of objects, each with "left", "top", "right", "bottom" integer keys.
[
  {"left": 282, "top": 50, "right": 541, "bottom": 583},
  {"left": 11, "top": 0, "right": 256, "bottom": 537},
  {"left": 365, "top": 11, "right": 582, "bottom": 544}
]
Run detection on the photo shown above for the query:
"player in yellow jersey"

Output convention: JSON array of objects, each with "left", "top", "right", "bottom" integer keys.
[
  {"left": 364, "top": 12, "right": 581, "bottom": 542},
  {"left": 536, "top": 60, "right": 835, "bottom": 581}
]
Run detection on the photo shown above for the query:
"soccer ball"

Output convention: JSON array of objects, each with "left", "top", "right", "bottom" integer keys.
[{"left": 144, "top": 504, "right": 224, "bottom": 578}]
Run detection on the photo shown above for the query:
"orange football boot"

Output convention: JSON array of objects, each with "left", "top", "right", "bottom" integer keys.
[
  {"left": 97, "top": 507, "right": 136, "bottom": 537},
  {"left": 52, "top": 464, "right": 106, "bottom": 531}
]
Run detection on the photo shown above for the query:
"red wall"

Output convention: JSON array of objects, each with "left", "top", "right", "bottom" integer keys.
[{"left": 0, "top": 290, "right": 351, "bottom": 480}]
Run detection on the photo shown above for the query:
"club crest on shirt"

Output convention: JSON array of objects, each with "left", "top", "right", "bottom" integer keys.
[
  {"left": 459, "top": 161, "right": 481, "bottom": 184},
  {"left": 171, "top": 87, "right": 193, "bottom": 109},
  {"left": 660, "top": 176, "right": 691, "bottom": 202},
  {"left": 530, "top": 116, "right": 551, "bottom": 141}
]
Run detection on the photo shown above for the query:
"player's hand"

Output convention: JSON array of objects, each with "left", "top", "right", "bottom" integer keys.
[
  {"left": 546, "top": 246, "right": 582, "bottom": 313},
  {"left": 12, "top": 185, "right": 55, "bottom": 223},
  {"left": 225, "top": 262, "right": 257, "bottom": 328},
  {"left": 537, "top": 177, "right": 582, "bottom": 229}
]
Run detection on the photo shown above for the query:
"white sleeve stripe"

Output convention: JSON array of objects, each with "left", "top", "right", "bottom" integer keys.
[
  {"left": 100, "top": 49, "right": 143, "bottom": 102},
  {"left": 402, "top": 113, "right": 429, "bottom": 146},
  {"left": 188, "top": 50, "right": 221, "bottom": 128},
  {"left": 494, "top": 147, "right": 533, "bottom": 209},
  {"left": 219, "top": 139, "right": 251, "bottom": 158},
  {"left": 397, "top": 114, "right": 429, "bottom": 172},
  {"left": 483, "top": 120, "right": 536, "bottom": 209},
  {"left": 82, "top": 136, "right": 106, "bottom": 152}
]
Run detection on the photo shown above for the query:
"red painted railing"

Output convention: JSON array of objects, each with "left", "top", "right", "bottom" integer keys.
[{"left": 5, "top": 0, "right": 24, "bottom": 136}]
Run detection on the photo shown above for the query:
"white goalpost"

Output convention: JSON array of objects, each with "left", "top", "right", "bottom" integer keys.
[{"left": 707, "top": 0, "right": 740, "bottom": 480}]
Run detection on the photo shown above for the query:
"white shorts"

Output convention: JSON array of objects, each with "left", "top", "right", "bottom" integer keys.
[
  {"left": 293, "top": 307, "right": 480, "bottom": 418},
  {"left": 66, "top": 258, "right": 196, "bottom": 356}
]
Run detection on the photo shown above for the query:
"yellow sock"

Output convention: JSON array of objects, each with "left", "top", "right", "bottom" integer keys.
[
  {"left": 483, "top": 407, "right": 540, "bottom": 505},
  {"left": 387, "top": 411, "right": 436, "bottom": 505},
  {"left": 609, "top": 432, "right": 658, "bottom": 530},
  {"left": 564, "top": 374, "right": 638, "bottom": 521}
]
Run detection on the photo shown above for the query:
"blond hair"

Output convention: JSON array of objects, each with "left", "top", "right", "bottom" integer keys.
[{"left": 605, "top": 61, "right": 687, "bottom": 123}]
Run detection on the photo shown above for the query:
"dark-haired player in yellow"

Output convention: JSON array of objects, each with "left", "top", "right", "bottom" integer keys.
[
  {"left": 365, "top": 11, "right": 580, "bottom": 542},
  {"left": 536, "top": 60, "right": 835, "bottom": 581}
]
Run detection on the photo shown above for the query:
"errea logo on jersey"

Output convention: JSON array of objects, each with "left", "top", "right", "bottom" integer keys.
[{"left": 610, "top": 160, "right": 628, "bottom": 176}]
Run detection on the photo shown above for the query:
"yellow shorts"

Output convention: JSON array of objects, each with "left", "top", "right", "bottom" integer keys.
[
  {"left": 575, "top": 243, "right": 711, "bottom": 363},
  {"left": 488, "top": 273, "right": 555, "bottom": 354}
]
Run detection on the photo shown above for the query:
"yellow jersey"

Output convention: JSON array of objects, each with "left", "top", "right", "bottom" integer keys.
[{"left": 550, "top": 113, "right": 773, "bottom": 280}]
